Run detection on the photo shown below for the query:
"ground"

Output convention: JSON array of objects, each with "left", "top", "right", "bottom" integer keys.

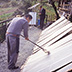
[{"left": 0, "top": 26, "right": 41, "bottom": 72}]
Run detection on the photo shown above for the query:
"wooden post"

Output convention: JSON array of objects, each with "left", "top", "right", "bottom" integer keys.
[{"left": 49, "top": 0, "right": 60, "bottom": 20}]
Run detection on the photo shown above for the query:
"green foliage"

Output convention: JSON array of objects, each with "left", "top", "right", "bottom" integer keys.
[
  {"left": 0, "top": 7, "right": 16, "bottom": 21},
  {"left": 42, "top": 4, "right": 56, "bottom": 21},
  {"left": 0, "top": 12, "right": 14, "bottom": 21}
]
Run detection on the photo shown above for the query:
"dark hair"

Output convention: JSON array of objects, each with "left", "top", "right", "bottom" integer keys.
[
  {"left": 24, "top": 14, "right": 32, "bottom": 20},
  {"left": 40, "top": 5, "right": 42, "bottom": 8}
]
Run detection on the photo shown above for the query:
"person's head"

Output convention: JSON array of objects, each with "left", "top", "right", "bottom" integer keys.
[
  {"left": 40, "top": 5, "right": 42, "bottom": 10},
  {"left": 24, "top": 14, "right": 32, "bottom": 23}
]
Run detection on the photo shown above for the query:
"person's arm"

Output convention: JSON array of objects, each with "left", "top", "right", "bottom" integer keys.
[
  {"left": 23, "top": 21, "right": 29, "bottom": 40},
  {"left": 6, "top": 21, "right": 11, "bottom": 28}
]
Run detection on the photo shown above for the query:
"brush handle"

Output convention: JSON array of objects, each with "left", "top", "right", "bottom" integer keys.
[{"left": 21, "top": 35, "right": 50, "bottom": 54}]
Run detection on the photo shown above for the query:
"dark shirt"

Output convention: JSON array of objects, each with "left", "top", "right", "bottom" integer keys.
[{"left": 39, "top": 8, "right": 46, "bottom": 19}]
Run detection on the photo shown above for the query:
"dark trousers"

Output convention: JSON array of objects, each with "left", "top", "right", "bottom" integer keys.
[
  {"left": 40, "top": 18, "right": 45, "bottom": 29},
  {"left": 6, "top": 34, "right": 19, "bottom": 68}
]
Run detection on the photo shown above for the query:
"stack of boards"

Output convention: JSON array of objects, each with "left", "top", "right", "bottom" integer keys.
[{"left": 21, "top": 16, "right": 72, "bottom": 72}]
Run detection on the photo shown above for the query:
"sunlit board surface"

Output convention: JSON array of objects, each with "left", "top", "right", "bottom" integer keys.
[
  {"left": 38, "top": 19, "right": 70, "bottom": 42},
  {"left": 22, "top": 44, "right": 72, "bottom": 72},
  {"left": 41, "top": 16, "right": 65, "bottom": 35},
  {"left": 34, "top": 22, "right": 72, "bottom": 50},
  {"left": 21, "top": 17, "right": 72, "bottom": 72},
  {"left": 22, "top": 34, "right": 72, "bottom": 63},
  {"left": 37, "top": 23, "right": 72, "bottom": 46},
  {"left": 58, "top": 64, "right": 72, "bottom": 72}
]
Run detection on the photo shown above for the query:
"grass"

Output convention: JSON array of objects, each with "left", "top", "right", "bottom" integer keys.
[
  {"left": 0, "top": 7, "right": 17, "bottom": 21},
  {"left": 0, "top": 12, "right": 14, "bottom": 21},
  {"left": 0, "top": 7, "right": 16, "bottom": 13}
]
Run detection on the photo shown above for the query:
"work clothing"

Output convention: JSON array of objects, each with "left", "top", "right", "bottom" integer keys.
[
  {"left": 7, "top": 17, "right": 28, "bottom": 38},
  {"left": 39, "top": 8, "right": 46, "bottom": 29},
  {"left": 6, "top": 34, "right": 19, "bottom": 68},
  {"left": 6, "top": 17, "right": 29, "bottom": 69}
]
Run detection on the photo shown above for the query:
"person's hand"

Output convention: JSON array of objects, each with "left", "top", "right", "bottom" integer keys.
[
  {"left": 38, "top": 13, "right": 41, "bottom": 15},
  {"left": 25, "top": 37, "right": 29, "bottom": 40}
]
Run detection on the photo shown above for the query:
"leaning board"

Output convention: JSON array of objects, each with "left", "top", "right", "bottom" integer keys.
[{"left": 21, "top": 16, "right": 72, "bottom": 72}]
